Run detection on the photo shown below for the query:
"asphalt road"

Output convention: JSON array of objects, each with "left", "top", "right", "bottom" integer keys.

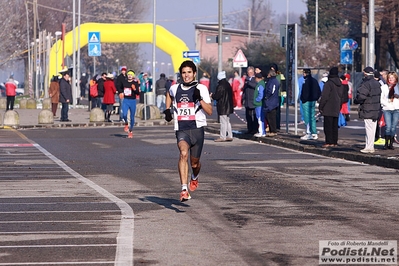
[{"left": 1, "top": 125, "right": 399, "bottom": 265}]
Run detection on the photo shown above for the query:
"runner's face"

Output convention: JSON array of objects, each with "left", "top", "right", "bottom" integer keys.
[{"left": 181, "top": 67, "right": 195, "bottom": 83}]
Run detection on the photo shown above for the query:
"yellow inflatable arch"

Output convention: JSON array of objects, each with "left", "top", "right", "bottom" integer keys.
[{"left": 49, "top": 23, "right": 189, "bottom": 80}]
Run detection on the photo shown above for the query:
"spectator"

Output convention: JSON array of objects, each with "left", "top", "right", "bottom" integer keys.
[
  {"left": 354, "top": 67, "right": 382, "bottom": 153},
  {"left": 300, "top": 69, "right": 321, "bottom": 140},
  {"left": 48, "top": 75, "right": 60, "bottom": 117},
  {"left": 253, "top": 72, "right": 266, "bottom": 137},
  {"left": 242, "top": 66, "right": 258, "bottom": 134},
  {"left": 318, "top": 67, "right": 345, "bottom": 147},
  {"left": 103, "top": 73, "right": 117, "bottom": 122},
  {"left": 139, "top": 72, "right": 152, "bottom": 104},
  {"left": 5, "top": 76, "right": 17, "bottom": 111},
  {"left": 155, "top": 73, "right": 168, "bottom": 112},
  {"left": 298, "top": 73, "right": 305, "bottom": 122},
  {"left": 380, "top": 71, "right": 399, "bottom": 150},
  {"left": 344, "top": 73, "right": 353, "bottom": 114},
  {"left": 212, "top": 71, "right": 234, "bottom": 142},
  {"left": 79, "top": 73, "right": 88, "bottom": 102},
  {"left": 199, "top": 72, "right": 210, "bottom": 91},
  {"left": 319, "top": 72, "right": 328, "bottom": 92},
  {"left": 59, "top": 68, "right": 72, "bottom": 122},
  {"left": 270, "top": 63, "right": 283, "bottom": 130},
  {"left": 115, "top": 67, "right": 128, "bottom": 121},
  {"left": 263, "top": 69, "right": 280, "bottom": 137},
  {"left": 339, "top": 75, "right": 350, "bottom": 121},
  {"left": 232, "top": 70, "right": 244, "bottom": 110},
  {"left": 92, "top": 73, "right": 105, "bottom": 109}
]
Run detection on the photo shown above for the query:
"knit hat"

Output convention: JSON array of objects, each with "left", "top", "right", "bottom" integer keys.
[
  {"left": 127, "top": 70, "right": 135, "bottom": 76},
  {"left": 363, "top": 66, "right": 374, "bottom": 75},
  {"left": 217, "top": 71, "right": 226, "bottom": 80},
  {"left": 121, "top": 66, "right": 127, "bottom": 71},
  {"left": 255, "top": 73, "right": 263, "bottom": 79},
  {"left": 329, "top": 67, "right": 339, "bottom": 77},
  {"left": 270, "top": 63, "right": 278, "bottom": 72}
]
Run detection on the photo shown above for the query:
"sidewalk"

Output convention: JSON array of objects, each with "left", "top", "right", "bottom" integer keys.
[{"left": 2, "top": 105, "right": 399, "bottom": 170}]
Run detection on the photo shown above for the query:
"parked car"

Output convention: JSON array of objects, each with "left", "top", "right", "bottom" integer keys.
[
  {"left": 16, "top": 88, "right": 24, "bottom": 96},
  {"left": 0, "top": 83, "right": 5, "bottom": 97}
]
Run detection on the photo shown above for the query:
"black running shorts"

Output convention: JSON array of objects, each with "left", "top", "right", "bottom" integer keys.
[{"left": 175, "top": 127, "right": 204, "bottom": 158}]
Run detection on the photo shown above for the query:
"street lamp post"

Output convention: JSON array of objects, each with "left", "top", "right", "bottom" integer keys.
[
  {"left": 161, "top": 62, "right": 165, "bottom": 74},
  {"left": 55, "top": 31, "right": 62, "bottom": 75},
  {"left": 167, "top": 63, "right": 171, "bottom": 76}
]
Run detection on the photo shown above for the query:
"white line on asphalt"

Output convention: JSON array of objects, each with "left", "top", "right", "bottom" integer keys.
[
  {"left": 0, "top": 244, "right": 117, "bottom": 248},
  {"left": 32, "top": 142, "right": 134, "bottom": 266},
  {"left": 0, "top": 210, "right": 120, "bottom": 214},
  {"left": 0, "top": 262, "right": 114, "bottom": 265},
  {"left": 0, "top": 231, "right": 119, "bottom": 234}
]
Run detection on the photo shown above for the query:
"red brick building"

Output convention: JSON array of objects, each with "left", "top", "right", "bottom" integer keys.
[{"left": 194, "top": 23, "right": 268, "bottom": 63}]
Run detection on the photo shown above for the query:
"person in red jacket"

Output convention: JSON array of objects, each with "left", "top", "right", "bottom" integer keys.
[
  {"left": 5, "top": 76, "right": 17, "bottom": 111},
  {"left": 103, "top": 73, "right": 117, "bottom": 122}
]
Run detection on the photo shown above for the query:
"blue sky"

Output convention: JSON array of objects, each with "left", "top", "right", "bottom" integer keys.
[{"left": 139, "top": 0, "right": 307, "bottom": 75}]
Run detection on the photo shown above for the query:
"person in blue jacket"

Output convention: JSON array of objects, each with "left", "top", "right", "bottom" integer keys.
[{"left": 263, "top": 69, "right": 280, "bottom": 136}]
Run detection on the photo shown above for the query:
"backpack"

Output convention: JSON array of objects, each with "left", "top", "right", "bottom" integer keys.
[{"left": 90, "top": 82, "right": 98, "bottom": 97}]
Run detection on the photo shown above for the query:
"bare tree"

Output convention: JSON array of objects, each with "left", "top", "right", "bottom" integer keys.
[{"left": 0, "top": 0, "right": 148, "bottom": 86}]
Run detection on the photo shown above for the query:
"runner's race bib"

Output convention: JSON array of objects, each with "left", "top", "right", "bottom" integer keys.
[
  {"left": 124, "top": 87, "right": 132, "bottom": 96},
  {"left": 177, "top": 102, "right": 195, "bottom": 121}
]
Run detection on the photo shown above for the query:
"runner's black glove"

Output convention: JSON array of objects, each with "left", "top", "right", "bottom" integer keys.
[
  {"left": 163, "top": 109, "right": 172, "bottom": 122},
  {"left": 193, "top": 88, "right": 202, "bottom": 103}
]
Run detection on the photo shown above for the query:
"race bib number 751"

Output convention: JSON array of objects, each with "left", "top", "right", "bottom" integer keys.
[{"left": 177, "top": 102, "right": 195, "bottom": 121}]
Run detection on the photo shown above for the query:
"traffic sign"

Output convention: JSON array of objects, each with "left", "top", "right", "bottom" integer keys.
[
  {"left": 233, "top": 49, "right": 248, "bottom": 68},
  {"left": 88, "top": 32, "right": 100, "bottom": 43},
  {"left": 193, "top": 57, "right": 200, "bottom": 64},
  {"left": 340, "top": 50, "right": 353, "bottom": 65},
  {"left": 88, "top": 43, "right": 101, "bottom": 56},
  {"left": 183, "top": 50, "right": 200, "bottom": 58},
  {"left": 340, "top": 38, "right": 357, "bottom": 51}
]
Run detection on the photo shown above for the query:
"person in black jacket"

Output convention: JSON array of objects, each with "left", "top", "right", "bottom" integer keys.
[
  {"left": 300, "top": 69, "right": 321, "bottom": 140},
  {"left": 354, "top": 66, "right": 382, "bottom": 153},
  {"left": 212, "top": 71, "right": 234, "bottom": 142},
  {"left": 115, "top": 67, "right": 128, "bottom": 121},
  {"left": 92, "top": 72, "right": 106, "bottom": 109},
  {"left": 319, "top": 67, "right": 345, "bottom": 147},
  {"left": 58, "top": 68, "right": 72, "bottom": 122},
  {"left": 242, "top": 66, "right": 258, "bottom": 134}
]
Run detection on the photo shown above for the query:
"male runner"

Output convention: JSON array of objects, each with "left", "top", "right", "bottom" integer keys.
[{"left": 164, "top": 60, "right": 213, "bottom": 201}]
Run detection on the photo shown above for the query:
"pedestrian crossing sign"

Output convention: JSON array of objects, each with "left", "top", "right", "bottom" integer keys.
[{"left": 88, "top": 32, "right": 100, "bottom": 43}]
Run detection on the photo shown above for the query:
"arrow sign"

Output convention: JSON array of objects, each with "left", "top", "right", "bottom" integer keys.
[{"left": 183, "top": 50, "right": 200, "bottom": 58}]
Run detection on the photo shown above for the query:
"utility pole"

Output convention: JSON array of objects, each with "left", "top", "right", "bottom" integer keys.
[
  {"left": 368, "top": 0, "right": 375, "bottom": 68},
  {"left": 33, "top": 0, "right": 37, "bottom": 99},
  {"left": 248, "top": 8, "right": 251, "bottom": 42},
  {"left": 218, "top": 0, "right": 223, "bottom": 73}
]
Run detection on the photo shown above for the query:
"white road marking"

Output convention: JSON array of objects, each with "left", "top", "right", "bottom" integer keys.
[{"left": 33, "top": 143, "right": 134, "bottom": 266}]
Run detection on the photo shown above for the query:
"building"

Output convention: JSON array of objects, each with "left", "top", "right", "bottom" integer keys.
[{"left": 194, "top": 23, "right": 273, "bottom": 63}]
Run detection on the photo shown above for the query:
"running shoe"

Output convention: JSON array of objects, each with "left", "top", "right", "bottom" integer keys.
[
  {"left": 300, "top": 134, "right": 312, "bottom": 140},
  {"left": 180, "top": 190, "right": 191, "bottom": 202},
  {"left": 127, "top": 131, "right": 133, "bottom": 138},
  {"left": 124, "top": 124, "right": 129, "bottom": 132},
  {"left": 189, "top": 178, "right": 198, "bottom": 191}
]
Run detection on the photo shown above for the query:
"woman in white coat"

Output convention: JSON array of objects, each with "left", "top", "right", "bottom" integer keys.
[{"left": 380, "top": 71, "right": 399, "bottom": 149}]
